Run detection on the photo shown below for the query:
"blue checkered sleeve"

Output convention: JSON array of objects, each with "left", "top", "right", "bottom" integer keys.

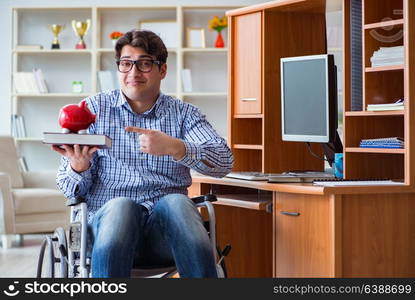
[{"left": 174, "top": 105, "right": 233, "bottom": 177}]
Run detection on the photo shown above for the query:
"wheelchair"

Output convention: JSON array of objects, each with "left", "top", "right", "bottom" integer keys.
[{"left": 36, "top": 194, "right": 231, "bottom": 278}]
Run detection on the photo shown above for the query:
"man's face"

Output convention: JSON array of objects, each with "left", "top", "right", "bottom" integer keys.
[{"left": 118, "top": 45, "right": 167, "bottom": 101}]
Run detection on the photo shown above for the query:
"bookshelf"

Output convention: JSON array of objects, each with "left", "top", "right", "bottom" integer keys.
[
  {"left": 343, "top": 0, "right": 414, "bottom": 183},
  {"left": 227, "top": 0, "right": 343, "bottom": 174},
  {"left": 11, "top": 5, "right": 238, "bottom": 171},
  {"left": 194, "top": 0, "right": 415, "bottom": 279}
]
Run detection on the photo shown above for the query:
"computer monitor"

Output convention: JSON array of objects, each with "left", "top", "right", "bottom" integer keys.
[{"left": 280, "top": 54, "right": 343, "bottom": 167}]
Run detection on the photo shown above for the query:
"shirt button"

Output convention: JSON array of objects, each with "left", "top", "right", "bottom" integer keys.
[{"left": 191, "top": 155, "right": 196, "bottom": 159}]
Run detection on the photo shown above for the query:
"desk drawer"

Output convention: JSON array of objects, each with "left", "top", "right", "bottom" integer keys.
[{"left": 274, "top": 192, "right": 332, "bottom": 277}]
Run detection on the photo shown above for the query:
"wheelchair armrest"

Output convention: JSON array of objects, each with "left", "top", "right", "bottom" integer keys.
[
  {"left": 66, "top": 196, "right": 86, "bottom": 207},
  {"left": 190, "top": 194, "right": 217, "bottom": 204}
]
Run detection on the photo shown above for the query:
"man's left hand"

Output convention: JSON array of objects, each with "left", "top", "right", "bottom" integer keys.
[{"left": 125, "top": 126, "right": 186, "bottom": 160}]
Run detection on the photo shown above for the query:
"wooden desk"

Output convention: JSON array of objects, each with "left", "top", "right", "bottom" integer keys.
[{"left": 190, "top": 175, "right": 415, "bottom": 278}]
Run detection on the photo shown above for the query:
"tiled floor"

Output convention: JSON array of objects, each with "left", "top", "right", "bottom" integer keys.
[
  {"left": 0, "top": 234, "right": 45, "bottom": 278},
  {"left": 0, "top": 235, "right": 174, "bottom": 278}
]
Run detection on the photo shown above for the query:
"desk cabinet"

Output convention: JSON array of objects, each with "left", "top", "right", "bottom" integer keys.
[
  {"left": 192, "top": 175, "right": 415, "bottom": 278},
  {"left": 274, "top": 193, "right": 333, "bottom": 277},
  {"left": 233, "top": 12, "right": 262, "bottom": 115},
  {"left": 273, "top": 191, "right": 415, "bottom": 277}
]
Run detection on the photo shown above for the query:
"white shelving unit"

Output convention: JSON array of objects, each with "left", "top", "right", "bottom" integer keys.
[{"left": 11, "top": 5, "right": 237, "bottom": 171}]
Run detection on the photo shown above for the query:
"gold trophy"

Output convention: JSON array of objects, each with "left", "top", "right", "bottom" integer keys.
[
  {"left": 71, "top": 19, "right": 91, "bottom": 49},
  {"left": 49, "top": 24, "right": 64, "bottom": 49}
]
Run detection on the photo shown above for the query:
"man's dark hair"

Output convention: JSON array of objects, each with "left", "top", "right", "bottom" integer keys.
[{"left": 115, "top": 29, "right": 168, "bottom": 64}]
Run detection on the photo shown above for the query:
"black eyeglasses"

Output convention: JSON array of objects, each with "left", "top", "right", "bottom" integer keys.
[{"left": 116, "top": 59, "right": 161, "bottom": 73}]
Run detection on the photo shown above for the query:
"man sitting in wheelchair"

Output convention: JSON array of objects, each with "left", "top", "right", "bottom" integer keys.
[{"left": 52, "top": 29, "right": 233, "bottom": 278}]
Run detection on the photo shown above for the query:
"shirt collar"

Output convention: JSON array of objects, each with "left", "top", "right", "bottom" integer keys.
[
  {"left": 113, "top": 89, "right": 127, "bottom": 107},
  {"left": 113, "top": 90, "right": 166, "bottom": 118}
]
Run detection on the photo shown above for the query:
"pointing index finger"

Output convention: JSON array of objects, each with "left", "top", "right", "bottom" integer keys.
[{"left": 125, "top": 127, "right": 151, "bottom": 134}]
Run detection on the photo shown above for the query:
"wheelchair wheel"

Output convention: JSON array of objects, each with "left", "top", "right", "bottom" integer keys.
[
  {"left": 216, "top": 246, "right": 229, "bottom": 278},
  {"left": 36, "top": 227, "right": 68, "bottom": 278}
]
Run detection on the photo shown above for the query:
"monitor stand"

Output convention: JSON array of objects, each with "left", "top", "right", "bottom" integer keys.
[{"left": 321, "top": 131, "right": 343, "bottom": 167}]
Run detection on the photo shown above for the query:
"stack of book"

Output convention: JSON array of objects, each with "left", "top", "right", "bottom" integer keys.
[
  {"left": 18, "top": 157, "right": 28, "bottom": 172},
  {"left": 359, "top": 137, "right": 404, "bottom": 149},
  {"left": 11, "top": 114, "right": 27, "bottom": 138},
  {"left": 367, "top": 98, "right": 404, "bottom": 111},
  {"left": 370, "top": 46, "right": 404, "bottom": 67},
  {"left": 13, "top": 69, "right": 48, "bottom": 94}
]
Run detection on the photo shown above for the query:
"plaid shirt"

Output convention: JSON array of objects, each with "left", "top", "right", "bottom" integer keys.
[{"left": 56, "top": 90, "right": 233, "bottom": 220}]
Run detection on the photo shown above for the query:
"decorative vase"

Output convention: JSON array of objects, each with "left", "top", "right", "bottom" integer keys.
[
  {"left": 112, "top": 39, "right": 117, "bottom": 46},
  {"left": 215, "top": 31, "right": 224, "bottom": 48}
]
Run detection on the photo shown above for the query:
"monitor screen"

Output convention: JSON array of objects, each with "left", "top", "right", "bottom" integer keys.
[{"left": 281, "top": 54, "right": 337, "bottom": 143}]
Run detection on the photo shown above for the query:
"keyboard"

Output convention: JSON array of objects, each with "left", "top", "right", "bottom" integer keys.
[
  {"left": 268, "top": 172, "right": 334, "bottom": 183},
  {"left": 226, "top": 171, "right": 334, "bottom": 182},
  {"left": 313, "top": 179, "right": 404, "bottom": 186},
  {"left": 225, "top": 172, "right": 269, "bottom": 181}
]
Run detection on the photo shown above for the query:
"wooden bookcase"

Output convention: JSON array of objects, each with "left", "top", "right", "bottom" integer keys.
[
  {"left": 228, "top": 0, "right": 335, "bottom": 174},
  {"left": 343, "top": 0, "right": 415, "bottom": 183},
  {"left": 199, "top": 0, "right": 415, "bottom": 278},
  {"left": 228, "top": 0, "right": 415, "bottom": 184}
]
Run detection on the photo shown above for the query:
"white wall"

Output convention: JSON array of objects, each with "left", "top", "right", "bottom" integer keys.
[{"left": 0, "top": 0, "right": 265, "bottom": 135}]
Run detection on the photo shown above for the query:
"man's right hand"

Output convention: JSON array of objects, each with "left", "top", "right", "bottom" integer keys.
[{"left": 52, "top": 144, "right": 98, "bottom": 173}]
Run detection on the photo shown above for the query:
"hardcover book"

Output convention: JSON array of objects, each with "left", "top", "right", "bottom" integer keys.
[{"left": 42, "top": 132, "right": 112, "bottom": 148}]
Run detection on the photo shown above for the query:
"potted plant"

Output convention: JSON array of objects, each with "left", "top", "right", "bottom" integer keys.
[
  {"left": 109, "top": 31, "right": 124, "bottom": 46},
  {"left": 208, "top": 16, "right": 227, "bottom": 48}
]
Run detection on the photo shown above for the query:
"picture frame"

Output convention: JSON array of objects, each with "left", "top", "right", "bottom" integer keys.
[
  {"left": 138, "top": 19, "right": 178, "bottom": 48},
  {"left": 186, "top": 27, "right": 206, "bottom": 48}
]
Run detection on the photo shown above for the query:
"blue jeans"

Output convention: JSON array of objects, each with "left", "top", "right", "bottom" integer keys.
[{"left": 89, "top": 194, "right": 218, "bottom": 278}]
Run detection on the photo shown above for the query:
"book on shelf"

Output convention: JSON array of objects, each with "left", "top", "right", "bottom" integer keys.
[
  {"left": 13, "top": 73, "right": 31, "bottom": 94},
  {"left": 33, "top": 68, "right": 49, "bottom": 93},
  {"left": 98, "top": 71, "right": 118, "bottom": 91},
  {"left": 370, "top": 46, "right": 404, "bottom": 67},
  {"left": 366, "top": 106, "right": 404, "bottom": 111},
  {"left": 42, "top": 132, "right": 112, "bottom": 148},
  {"left": 11, "top": 115, "right": 16, "bottom": 137},
  {"left": 181, "top": 69, "right": 192, "bottom": 92},
  {"left": 367, "top": 98, "right": 404, "bottom": 111},
  {"left": 359, "top": 137, "right": 404, "bottom": 149},
  {"left": 361, "top": 137, "right": 403, "bottom": 143},
  {"left": 15, "top": 44, "right": 43, "bottom": 50},
  {"left": 14, "top": 69, "right": 49, "bottom": 94},
  {"left": 18, "top": 156, "right": 28, "bottom": 172},
  {"left": 17, "top": 115, "right": 27, "bottom": 137},
  {"left": 13, "top": 72, "right": 40, "bottom": 94},
  {"left": 359, "top": 144, "right": 404, "bottom": 149},
  {"left": 11, "top": 114, "right": 27, "bottom": 138}
]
